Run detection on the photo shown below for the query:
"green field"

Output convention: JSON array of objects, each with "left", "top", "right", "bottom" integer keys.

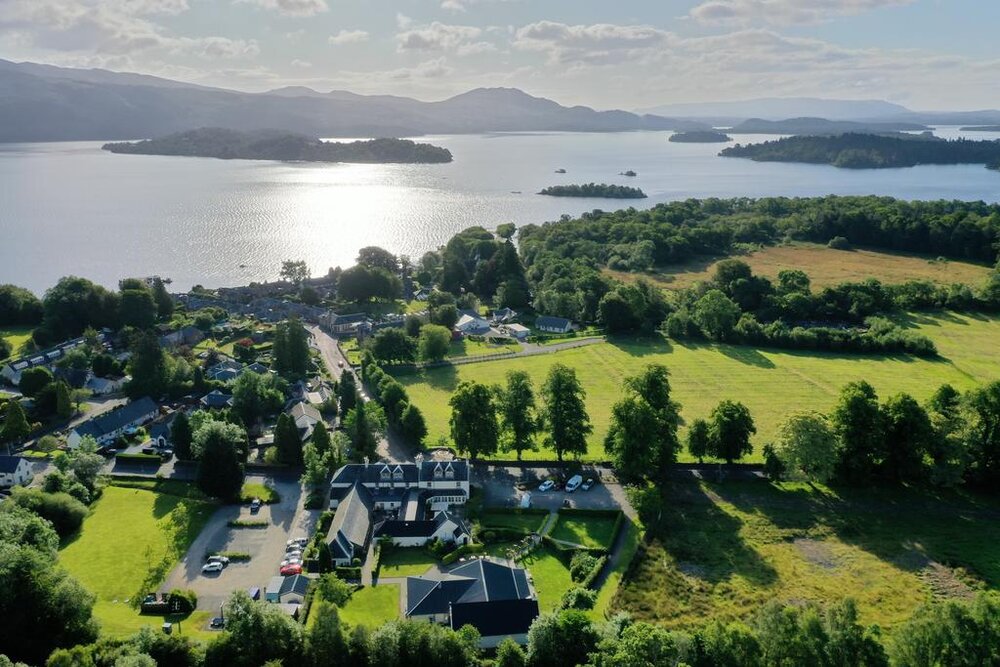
[
  {"left": 0, "top": 325, "right": 33, "bottom": 359},
  {"left": 611, "top": 479, "right": 1000, "bottom": 633},
  {"left": 60, "top": 486, "right": 217, "bottom": 638},
  {"left": 550, "top": 512, "right": 620, "bottom": 550},
  {"left": 480, "top": 509, "right": 549, "bottom": 534},
  {"left": 517, "top": 546, "right": 575, "bottom": 613},
  {"left": 378, "top": 548, "right": 439, "bottom": 577},
  {"left": 338, "top": 584, "right": 400, "bottom": 628},
  {"left": 397, "top": 311, "right": 1000, "bottom": 461}
]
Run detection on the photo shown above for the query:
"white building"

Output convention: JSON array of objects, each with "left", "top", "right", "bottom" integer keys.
[{"left": 0, "top": 456, "right": 32, "bottom": 488}]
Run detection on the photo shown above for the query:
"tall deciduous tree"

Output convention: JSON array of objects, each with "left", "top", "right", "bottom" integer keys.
[
  {"left": 540, "top": 364, "right": 592, "bottom": 462},
  {"left": 369, "top": 328, "right": 415, "bottom": 364},
  {"left": 338, "top": 372, "right": 358, "bottom": 413},
  {"left": 832, "top": 381, "right": 885, "bottom": 485},
  {"left": 1, "top": 400, "right": 31, "bottom": 452},
  {"left": 707, "top": 400, "right": 756, "bottom": 464},
  {"left": 498, "top": 370, "right": 538, "bottom": 461},
  {"left": 604, "top": 396, "right": 660, "bottom": 482},
  {"left": 881, "top": 393, "right": 934, "bottom": 483},
  {"left": 231, "top": 371, "right": 284, "bottom": 428},
  {"left": 170, "top": 411, "right": 193, "bottom": 460},
  {"left": 418, "top": 324, "right": 451, "bottom": 362},
  {"left": 693, "top": 289, "right": 742, "bottom": 341},
  {"left": 280, "top": 260, "right": 310, "bottom": 285},
  {"left": 775, "top": 412, "right": 838, "bottom": 483},
  {"left": 150, "top": 277, "right": 174, "bottom": 319},
  {"left": 687, "top": 418, "right": 710, "bottom": 463},
  {"left": 400, "top": 403, "right": 428, "bottom": 447},
  {"left": 963, "top": 380, "right": 1000, "bottom": 485},
  {"left": 195, "top": 421, "right": 246, "bottom": 499},
  {"left": 449, "top": 381, "right": 499, "bottom": 461},
  {"left": 344, "top": 401, "right": 386, "bottom": 461}
]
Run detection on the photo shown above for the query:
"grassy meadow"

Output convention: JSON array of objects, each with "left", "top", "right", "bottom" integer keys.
[
  {"left": 0, "top": 325, "right": 34, "bottom": 360},
  {"left": 605, "top": 242, "right": 993, "bottom": 292},
  {"left": 612, "top": 479, "right": 1000, "bottom": 633},
  {"left": 60, "top": 485, "right": 217, "bottom": 638},
  {"left": 396, "top": 311, "right": 1000, "bottom": 461}
]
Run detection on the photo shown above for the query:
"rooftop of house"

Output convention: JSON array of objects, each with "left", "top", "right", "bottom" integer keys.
[
  {"left": 535, "top": 315, "right": 572, "bottom": 329},
  {"left": 330, "top": 460, "right": 469, "bottom": 487},
  {"left": 74, "top": 397, "right": 158, "bottom": 438},
  {"left": 405, "top": 558, "right": 535, "bottom": 619},
  {"left": 327, "top": 483, "right": 374, "bottom": 555},
  {"left": 0, "top": 456, "right": 27, "bottom": 473}
]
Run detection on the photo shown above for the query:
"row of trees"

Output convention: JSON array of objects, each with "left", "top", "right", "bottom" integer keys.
[
  {"left": 447, "top": 364, "right": 591, "bottom": 461},
  {"left": 359, "top": 355, "right": 427, "bottom": 454}
]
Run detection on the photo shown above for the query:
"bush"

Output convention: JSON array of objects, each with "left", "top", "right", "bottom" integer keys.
[
  {"left": 8, "top": 487, "right": 87, "bottom": 537},
  {"left": 304, "top": 489, "right": 325, "bottom": 509},
  {"left": 569, "top": 552, "right": 599, "bottom": 583},
  {"left": 560, "top": 587, "right": 597, "bottom": 610},
  {"left": 167, "top": 589, "right": 198, "bottom": 614},
  {"left": 441, "top": 543, "right": 486, "bottom": 566},
  {"left": 827, "top": 235, "right": 851, "bottom": 250},
  {"left": 334, "top": 567, "right": 362, "bottom": 580}
]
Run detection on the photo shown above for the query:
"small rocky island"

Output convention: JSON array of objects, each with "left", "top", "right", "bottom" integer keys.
[
  {"left": 103, "top": 127, "right": 453, "bottom": 163},
  {"left": 669, "top": 130, "right": 733, "bottom": 143},
  {"left": 538, "top": 183, "right": 647, "bottom": 199},
  {"left": 720, "top": 132, "right": 1000, "bottom": 170}
]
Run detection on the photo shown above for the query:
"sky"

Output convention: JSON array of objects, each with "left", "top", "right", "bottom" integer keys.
[{"left": 1, "top": 0, "right": 998, "bottom": 111}]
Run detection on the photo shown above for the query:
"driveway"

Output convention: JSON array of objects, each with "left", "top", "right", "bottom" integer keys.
[
  {"left": 474, "top": 464, "right": 632, "bottom": 514},
  {"left": 161, "top": 474, "right": 320, "bottom": 613}
]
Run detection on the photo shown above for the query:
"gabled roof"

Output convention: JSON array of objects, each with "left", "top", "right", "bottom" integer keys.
[
  {"left": 404, "top": 558, "right": 534, "bottom": 619},
  {"left": 0, "top": 456, "right": 27, "bottom": 473},
  {"left": 289, "top": 402, "right": 322, "bottom": 425},
  {"left": 327, "top": 483, "right": 373, "bottom": 552},
  {"left": 75, "top": 397, "right": 158, "bottom": 438},
  {"left": 375, "top": 519, "right": 438, "bottom": 538},
  {"left": 330, "top": 312, "right": 369, "bottom": 325},
  {"left": 450, "top": 599, "right": 540, "bottom": 638},
  {"left": 200, "top": 390, "right": 233, "bottom": 408},
  {"left": 535, "top": 315, "right": 572, "bottom": 329}
]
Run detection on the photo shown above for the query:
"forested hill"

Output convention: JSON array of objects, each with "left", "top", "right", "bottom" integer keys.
[
  {"left": 720, "top": 133, "right": 1000, "bottom": 170},
  {"left": 538, "top": 183, "right": 647, "bottom": 198},
  {"left": 102, "top": 128, "right": 453, "bottom": 163}
]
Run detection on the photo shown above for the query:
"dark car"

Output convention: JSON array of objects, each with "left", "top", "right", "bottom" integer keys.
[
  {"left": 210, "top": 617, "right": 225, "bottom": 629},
  {"left": 247, "top": 587, "right": 261, "bottom": 601},
  {"left": 141, "top": 447, "right": 156, "bottom": 455},
  {"left": 250, "top": 498, "right": 262, "bottom": 514}
]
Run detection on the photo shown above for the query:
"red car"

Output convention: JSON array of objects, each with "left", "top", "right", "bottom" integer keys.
[{"left": 280, "top": 563, "right": 302, "bottom": 576}]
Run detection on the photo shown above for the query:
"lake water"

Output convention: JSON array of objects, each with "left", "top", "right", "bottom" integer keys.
[{"left": 2, "top": 127, "right": 999, "bottom": 294}]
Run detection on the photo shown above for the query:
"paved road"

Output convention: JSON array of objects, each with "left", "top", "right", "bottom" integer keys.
[{"left": 161, "top": 474, "right": 320, "bottom": 612}]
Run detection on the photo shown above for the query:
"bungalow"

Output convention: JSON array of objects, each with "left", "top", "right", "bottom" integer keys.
[
  {"left": 534, "top": 315, "right": 573, "bottom": 334},
  {"left": 455, "top": 310, "right": 491, "bottom": 336},
  {"left": 375, "top": 510, "right": 471, "bottom": 548},
  {"left": 205, "top": 360, "right": 243, "bottom": 383},
  {"left": 200, "top": 390, "right": 234, "bottom": 410},
  {"left": 289, "top": 402, "right": 323, "bottom": 442},
  {"left": 322, "top": 312, "right": 370, "bottom": 336},
  {"left": 405, "top": 559, "right": 539, "bottom": 648},
  {"left": 67, "top": 397, "right": 159, "bottom": 449},
  {"left": 159, "top": 326, "right": 205, "bottom": 349},
  {"left": 503, "top": 324, "right": 531, "bottom": 341},
  {"left": 491, "top": 307, "right": 518, "bottom": 324},
  {"left": 326, "top": 483, "right": 374, "bottom": 567},
  {"left": 265, "top": 574, "right": 312, "bottom": 604},
  {"left": 0, "top": 456, "right": 33, "bottom": 488},
  {"left": 86, "top": 375, "right": 128, "bottom": 396},
  {"left": 1, "top": 332, "right": 110, "bottom": 386}
]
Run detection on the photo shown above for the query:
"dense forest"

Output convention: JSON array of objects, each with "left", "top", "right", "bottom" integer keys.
[
  {"left": 721, "top": 132, "right": 1000, "bottom": 170},
  {"left": 538, "top": 183, "right": 647, "bottom": 198},
  {"left": 668, "top": 130, "right": 732, "bottom": 143},
  {"left": 103, "top": 128, "right": 453, "bottom": 164}
]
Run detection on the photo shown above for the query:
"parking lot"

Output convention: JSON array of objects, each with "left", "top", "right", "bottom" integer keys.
[
  {"left": 161, "top": 474, "right": 320, "bottom": 612},
  {"left": 473, "top": 464, "right": 632, "bottom": 514}
]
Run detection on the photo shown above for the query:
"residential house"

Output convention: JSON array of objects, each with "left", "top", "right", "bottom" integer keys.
[
  {"left": 86, "top": 375, "right": 128, "bottom": 396},
  {"left": 0, "top": 456, "right": 33, "bottom": 488},
  {"left": 265, "top": 574, "right": 312, "bottom": 604},
  {"left": 491, "top": 308, "right": 517, "bottom": 325},
  {"left": 404, "top": 559, "right": 539, "bottom": 648},
  {"left": 329, "top": 459, "right": 471, "bottom": 512},
  {"left": 244, "top": 362, "right": 270, "bottom": 375},
  {"left": 205, "top": 360, "right": 243, "bottom": 383},
  {"left": 159, "top": 326, "right": 205, "bottom": 349},
  {"left": 534, "top": 316, "right": 573, "bottom": 334},
  {"left": 454, "top": 310, "right": 491, "bottom": 336},
  {"left": 148, "top": 414, "right": 177, "bottom": 449},
  {"left": 200, "top": 390, "right": 233, "bottom": 410},
  {"left": 502, "top": 324, "right": 530, "bottom": 341},
  {"left": 67, "top": 397, "right": 159, "bottom": 449},
  {"left": 326, "top": 483, "right": 374, "bottom": 567},
  {"left": 321, "top": 312, "right": 370, "bottom": 336},
  {"left": 375, "top": 510, "right": 471, "bottom": 548},
  {"left": 288, "top": 402, "right": 323, "bottom": 442},
  {"left": 1, "top": 331, "right": 109, "bottom": 386}
]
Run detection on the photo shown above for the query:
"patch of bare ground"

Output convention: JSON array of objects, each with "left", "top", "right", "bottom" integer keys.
[
  {"left": 793, "top": 538, "right": 840, "bottom": 570},
  {"left": 896, "top": 542, "right": 980, "bottom": 601}
]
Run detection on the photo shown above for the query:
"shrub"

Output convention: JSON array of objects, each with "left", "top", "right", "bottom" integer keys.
[
  {"left": 209, "top": 551, "right": 251, "bottom": 562},
  {"left": 167, "top": 589, "right": 198, "bottom": 614},
  {"left": 560, "top": 587, "right": 597, "bottom": 610},
  {"left": 8, "top": 487, "right": 87, "bottom": 537},
  {"left": 827, "top": 235, "right": 851, "bottom": 250},
  {"left": 441, "top": 543, "right": 485, "bottom": 566},
  {"left": 569, "top": 552, "right": 599, "bottom": 583}
]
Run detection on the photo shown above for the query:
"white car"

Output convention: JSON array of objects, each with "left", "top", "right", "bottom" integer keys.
[
  {"left": 202, "top": 562, "right": 224, "bottom": 574},
  {"left": 284, "top": 550, "right": 302, "bottom": 560},
  {"left": 281, "top": 556, "right": 302, "bottom": 567},
  {"left": 565, "top": 475, "right": 583, "bottom": 493},
  {"left": 538, "top": 480, "right": 554, "bottom": 492},
  {"left": 287, "top": 538, "right": 308, "bottom": 548},
  {"left": 207, "top": 555, "right": 229, "bottom": 566}
]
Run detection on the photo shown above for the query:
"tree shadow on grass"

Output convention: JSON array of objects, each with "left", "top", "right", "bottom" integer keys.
[
  {"left": 605, "top": 334, "right": 673, "bottom": 357},
  {"left": 421, "top": 364, "right": 459, "bottom": 392},
  {"left": 718, "top": 345, "right": 776, "bottom": 369}
]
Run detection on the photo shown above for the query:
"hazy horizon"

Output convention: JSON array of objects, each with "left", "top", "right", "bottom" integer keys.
[{"left": 2, "top": 1, "right": 999, "bottom": 112}]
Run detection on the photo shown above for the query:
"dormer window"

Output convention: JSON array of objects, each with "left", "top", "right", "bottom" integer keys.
[
  {"left": 444, "top": 463, "right": 455, "bottom": 479},
  {"left": 433, "top": 463, "right": 443, "bottom": 479},
  {"left": 379, "top": 466, "right": 390, "bottom": 480},
  {"left": 393, "top": 466, "right": 403, "bottom": 480}
]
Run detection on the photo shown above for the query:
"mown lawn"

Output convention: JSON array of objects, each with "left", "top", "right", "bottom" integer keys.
[
  {"left": 611, "top": 479, "right": 1000, "bottom": 633},
  {"left": 550, "top": 512, "right": 620, "bottom": 550},
  {"left": 592, "top": 519, "right": 640, "bottom": 620},
  {"left": 0, "top": 325, "right": 34, "bottom": 359},
  {"left": 338, "top": 584, "right": 400, "bottom": 628},
  {"left": 480, "top": 509, "right": 549, "bottom": 534},
  {"left": 378, "top": 548, "right": 439, "bottom": 577},
  {"left": 397, "top": 311, "right": 1000, "bottom": 461},
  {"left": 60, "top": 486, "right": 217, "bottom": 638},
  {"left": 517, "top": 546, "right": 575, "bottom": 613},
  {"left": 606, "top": 242, "right": 994, "bottom": 291}
]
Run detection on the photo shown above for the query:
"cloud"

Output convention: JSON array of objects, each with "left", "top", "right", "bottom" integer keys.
[
  {"left": 396, "top": 13, "right": 412, "bottom": 29},
  {"left": 440, "top": 0, "right": 522, "bottom": 13},
  {"left": 514, "top": 21, "right": 672, "bottom": 65},
  {"left": 328, "top": 29, "right": 369, "bottom": 45},
  {"left": 386, "top": 57, "right": 453, "bottom": 80},
  {"left": 236, "top": 0, "right": 328, "bottom": 17},
  {"left": 290, "top": 58, "right": 311, "bottom": 67},
  {"left": 688, "top": 0, "right": 915, "bottom": 25},
  {"left": 396, "top": 22, "right": 482, "bottom": 52}
]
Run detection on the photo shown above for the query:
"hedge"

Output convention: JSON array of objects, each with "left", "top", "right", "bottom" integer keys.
[
  {"left": 208, "top": 551, "right": 251, "bottom": 562},
  {"left": 334, "top": 566, "right": 362, "bottom": 580},
  {"left": 580, "top": 555, "right": 609, "bottom": 590},
  {"left": 227, "top": 519, "right": 268, "bottom": 529},
  {"left": 167, "top": 589, "right": 198, "bottom": 614},
  {"left": 441, "top": 543, "right": 486, "bottom": 566}
]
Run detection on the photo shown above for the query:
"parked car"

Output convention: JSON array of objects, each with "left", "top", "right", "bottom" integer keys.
[
  {"left": 581, "top": 477, "right": 595, "bottom": 491},
  {"left": 287, "top": 537, "right": 308, "bottom": 548},
  {"left": 207, "top": 555, "right": 229, "bottom": 566},
  {"left": 538, "top": 480, "right": 554, "bottom": 492},
  {"left": 247, "top": 587, "right": 261, "bottom": 601},
  {"left": 280, "top": 563, "right": 302, "bottom": 576},
  {"left": 250, "top": 498, "right": 262, "bottom": 514},
  {"left": 281, "top": 556, "right": 302, "bottom": 567},
  {"left": 201, "top": 562, "right": 224, "bottom": 574},
  {"left": 210, "top": 617, "right": 225, "bottom": 629},
  {"left": 565, "top": 474, "right": 583, "bottom": 493},
  {"left": 160, "top": 449, "right": 174, "bottom": 461},
  {"left": 141, "top": 447, "right": 155, "bottom": 455}
]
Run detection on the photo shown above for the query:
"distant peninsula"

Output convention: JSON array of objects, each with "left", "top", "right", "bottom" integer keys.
[
  {"left": 669, "top": 130, "right": 732, "bottom": 143},
  {"left": 728, "top": 117, "right": 929, "bottom": 135},
  {"left": 961, "top": 125, "right": 1000, "bottom": 132},
  {"left": 538, "top": 183, "right": 647, "bottom": 199},
  {"left": 720, "top": 133, "right": 1000, "bottom": 170},
  {"left": 102, "top": 128, "right": 453, "bottom": 164}
]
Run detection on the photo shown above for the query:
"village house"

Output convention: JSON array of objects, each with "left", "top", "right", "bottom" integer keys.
[
  {"left": 158, "top": 325, "right": 205, "bottom": 349},
  {"left": 289, "top": 402, "right": 323, "bottom": 442},
  {"left": 67, "top": 397, "right": 159, "bottom": 449},
  {"left": 0, "top": 455, "right": 33, "bottom": 488},
  {"left": 534, "top": 315, "right": 573, "bottom": 334},
  {"left": 200, "top": 390, "right": 234, "bottom": 409},
  {"left": 1, "top": 331, "right": 110, "bottom": 386},
  {"left": 321, "top": 311, "right": 370, "bottom": 336},
  {"left": 454, "top": 309, "right": 491, "bottom": 336},
  {"left": 374, "top": 509, "right": 471, "bottom": 547},
  {"left": 404, "top": 559, "right": 540, "bottom": 648},
  {"left": 265, "top": 574, "right": 313, "bottom": 605}
]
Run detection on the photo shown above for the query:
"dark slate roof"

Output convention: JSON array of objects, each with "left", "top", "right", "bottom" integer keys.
[
  {"left": 331, "top": 463, "right": 421, "bottom": 486},
  {"left": 405, "top": 559, "right": 533, "bottom": 618},
  {"left": 535, "top": 315, "right": 571, "bottom": 329},
  {"left": 327, "top": 483, "right": 373, "bottom": 552},
  {"left": 418, "top": 459, "right": 470, "bottom": 483},
  {"left": 75, "top": 397, "right": 158, "bottom": 438},
  {"left": 405, "top": 576, "right": 476, "bottom": 616},
  {"left": 449, "top": 559, "right": 533, "bottom": 603},
  {"left": 200, "top": 390, "right": 233, "bottom": 409},
  {"left": 450, "top": 599, "right": 540, "bottom": 637},
  {"left": 0, "top": 456, "right": 26, "bottom": 473},
  {"left": 375, "top": 519, "right": 437, "bottom": 538},
  {"left": 278, "top": 574, "right": 311, "bottom": 597},
  {"left": 330, "top": 312, "right": 369, "bottom": 325}
]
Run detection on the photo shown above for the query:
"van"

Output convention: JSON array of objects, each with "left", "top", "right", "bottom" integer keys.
[
  {"left": 565, "top": 474, "right": 583, "bottom": 493},
  {"left": 519, "top": 492, "right": 532, "bottom": 509}
]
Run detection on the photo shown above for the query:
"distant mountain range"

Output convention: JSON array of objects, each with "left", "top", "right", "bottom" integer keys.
[
  {"left": 728, "top": 117, "right": 929, "bottom": 135},
  {"left": 0, "top": 59, "right": 704, "bottom": 143},
  {"left": 640, "top": 97, "right": 911, "bottom": 122}
]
